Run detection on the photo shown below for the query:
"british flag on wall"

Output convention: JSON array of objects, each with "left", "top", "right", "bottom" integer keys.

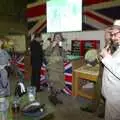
[
  {"left": 26, "top": 0, "right": 120, "bottom": 34},
  {"left": 83, "top": 0, "right": 120, "bottom": 30},
  {"left": 26, "top": 0, "right": 46, "bottom": 35}
]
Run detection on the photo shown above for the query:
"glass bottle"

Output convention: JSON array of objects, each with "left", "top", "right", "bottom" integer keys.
[
  {"left": 11, "top": 96, "right": 20, "bottom": 115},
  {"left": 0, "top": 93, "right": 9, "bottom": 120}
]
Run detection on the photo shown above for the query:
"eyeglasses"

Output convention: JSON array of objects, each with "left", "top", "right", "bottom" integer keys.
[{"left": 105, "top": 25, "right": 120, "bottom": 39}]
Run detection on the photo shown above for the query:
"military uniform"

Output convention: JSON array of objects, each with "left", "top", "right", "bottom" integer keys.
[{"left": 46, "top": 42, "right": 64, "bottom": 89}]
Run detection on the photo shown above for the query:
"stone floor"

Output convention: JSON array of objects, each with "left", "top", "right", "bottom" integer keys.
[
  {"left": 10, "top": 76, "right": 104, "bottom": 120},
  {"left": 39, "top": 91, "right": 104, "bottom": 120}
]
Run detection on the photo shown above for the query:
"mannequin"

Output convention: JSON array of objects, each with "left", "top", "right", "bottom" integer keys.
[
  {"left": 0, "top": 39, "right": 11, "bottom": 96},
  {"left": 44, "top": 33, "right": 64, "bottom": 105},
  {"left": 47, "top": 33, "right": 64, "bottom": 89}
]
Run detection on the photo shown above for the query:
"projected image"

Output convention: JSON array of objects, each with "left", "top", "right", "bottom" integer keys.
[{"left": 47, "top": 0, "right": 82, "bottom": 32}]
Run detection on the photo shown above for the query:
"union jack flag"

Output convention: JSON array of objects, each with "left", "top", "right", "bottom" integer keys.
[
  {"left": 40, "top": 63, "right": 48, "bottom": 85},
  {"left": 11, "top": 53, "right": 47, "bottom": 85},
  {"left": 83, "top": 0, "right": 120, "bottom": 30},
  {"left": 11, "top": 53, "right": 25, "bottom": 72},
  {"left": 26, "top": 0, "right": 120, "bottom": 33},
  {"left": 63, "top": 61, "right": 72, "bottom": 95},
  {"left": 26, "top": 1, "right": 46, "bottom": 35}
]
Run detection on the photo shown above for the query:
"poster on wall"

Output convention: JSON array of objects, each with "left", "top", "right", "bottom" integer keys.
[
  {"left": 71, "top": 40, "right": 100, "bottom": 56},
  {"left": 80, "top": 40, "right": 100, "bottom": 56},
  {"left": 47, "top": 0, "right": 82, "bottom": 32}
]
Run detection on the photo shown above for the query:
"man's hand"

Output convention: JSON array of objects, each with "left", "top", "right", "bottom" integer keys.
[
  {"left": 99, "top": 47, "right": 111, "bottom": 60},
  {"left": 52, "top": 41, "right": 57, "bottom": 48}
]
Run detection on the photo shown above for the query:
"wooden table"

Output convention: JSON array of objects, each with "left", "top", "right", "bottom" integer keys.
[{"left": 72, "top": 64, "right": 99, "bottom": 100}]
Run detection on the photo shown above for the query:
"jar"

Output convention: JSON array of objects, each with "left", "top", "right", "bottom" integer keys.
[
  {"left": 27, "top": 86, "right": 36, "bottom": 102},
  {"left": 0, "top": 97, "right": 9, "bottom": 120}
]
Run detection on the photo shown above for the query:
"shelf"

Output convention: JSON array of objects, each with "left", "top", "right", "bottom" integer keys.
[{"left": 77, "top": 87, "right": 95, "bottom": 100}]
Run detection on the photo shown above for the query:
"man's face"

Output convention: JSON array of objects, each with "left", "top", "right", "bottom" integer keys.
[
  {"left": 111, "top": 28, "right": 120, "bottom": 45},
  {"left": 105, "top": 27, "right": 120, "bottom": 46},
  {"left": 35, "top": 37, "right": 41, "bottom": 42},
  {"left": 54, "top": 34, "right": 62, "bottom": 42}
]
